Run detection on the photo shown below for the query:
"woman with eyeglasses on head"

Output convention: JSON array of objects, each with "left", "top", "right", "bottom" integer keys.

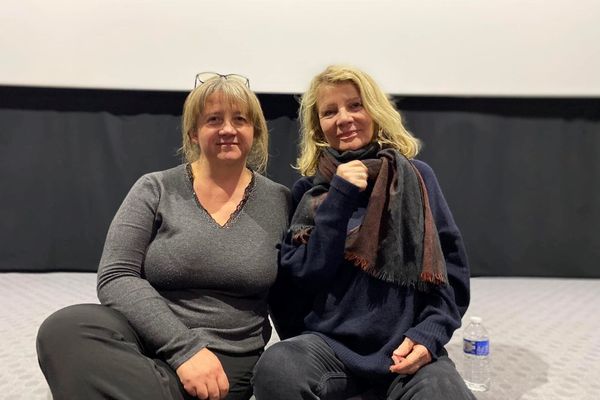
[
  {"left": 253, "top": 65, "right": 475, "bottom": 400},
  {"left": 36, "top": 73, "right": 291, "bottom": 400}
]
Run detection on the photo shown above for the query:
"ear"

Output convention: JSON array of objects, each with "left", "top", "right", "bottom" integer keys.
[{"left": 189, "top": 130, "right": 198, "bottom": 144}]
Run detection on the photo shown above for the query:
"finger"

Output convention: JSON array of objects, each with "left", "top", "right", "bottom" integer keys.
[
  {"left": 390, "top": 346, "right": 429, "bottom": 375},
  {"left": 338, "top": 161, "right": 366, "bottom": 175},
  {"left": 410, "top": 344, "right": 432, "bottom": 364},
  {"left": 390, "top": 361, "right": 414, "bottom": 374},
  {"left": 205, "top": 378, "right": 221, "bottom": 400},
  {"left": 389, "top": 354, "right": 419, "bottom": 375},
  {"left": 345, "top": 160, "right": 364, "bottom": 167},
  {"left": 217, "top": 372, "right": 229, "bottom": 399},
  {"left": 391, "top": 353, "right": 404, "bottom": 365},
  {"left": 349, "top": 162, "right": 368, "bottom": 175},
  {"left": 184, "top": 384, "right": 197, "bottom": 398},
  {"left": 195, "top": 383, "right": 208, "bottom": 400},
  {"left": 350, "top": 160, "right": 367, "bottom": 169},
  {"left": 393, "top": 337, "right": 414, "bottom": 358},
  {"left": 418, "top": 346, "right": 432, "bottom": 364},
  {"left": 337, "top": 173, "right": 367, "bottom": 191}
]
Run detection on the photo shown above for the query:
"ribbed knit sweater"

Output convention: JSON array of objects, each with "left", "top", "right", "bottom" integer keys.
[
  {"left": 97, "top": 164, "right": 290, "bottom": 369},
  {"left": 270, "top": 159, "right": 470, "bottom": 379}
]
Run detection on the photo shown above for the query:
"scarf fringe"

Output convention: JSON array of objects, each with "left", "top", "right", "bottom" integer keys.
[
  {"left": 420, "top": 271, "right": 447, "bottom": 285},
  {"left": 346, "top": 252, "right": 442, "bottom": 291},
  {"left": 345, "top": 252, "right": 372, "bottom": 270},
  {"left": 292, "top": 227, "right": 313, "bottom": 245},
  {"left": 368, "top": 268, "right": 434, "bottom": 292}
]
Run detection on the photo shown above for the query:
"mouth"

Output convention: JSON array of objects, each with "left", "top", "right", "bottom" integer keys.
[{"left": 337, "top": 130, "right": 358, "bottom": 140}]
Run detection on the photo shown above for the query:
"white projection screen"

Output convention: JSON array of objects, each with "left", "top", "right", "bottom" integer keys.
[{"left": 1, "top": 0, "right": 599, "bottom": 96}]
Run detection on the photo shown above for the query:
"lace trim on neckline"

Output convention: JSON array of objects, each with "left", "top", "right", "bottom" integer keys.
[{"left": 185, "top": 163, "right": 255, "bottom": 228}]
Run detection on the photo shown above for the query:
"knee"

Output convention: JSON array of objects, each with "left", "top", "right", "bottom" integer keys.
[
  {"left": 253, "top": 341, "right": 304, "bottom": 398},
  {"left": 254, "top": 342, "right": 298, "bottom": 383},
  {"left": 36, "top": 304, "right": 104, "bottom": 359},
  {"left": 401, "top": 357, "right": 472, "bottom": 399}
]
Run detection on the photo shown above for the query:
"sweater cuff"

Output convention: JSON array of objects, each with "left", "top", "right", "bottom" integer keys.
[
  {"left": 404, "top": 322, "right": 450, "bottom": 360},
  {"left": 168, "top": 336, "right": 210, "bottom": 370},
  {"left": 330, "top": 175, "right": 361, "bottom": 199}
]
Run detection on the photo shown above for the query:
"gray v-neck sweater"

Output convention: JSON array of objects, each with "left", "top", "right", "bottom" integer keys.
[{"left": 97, "top": 164, "right": 290, "bottom": 369}]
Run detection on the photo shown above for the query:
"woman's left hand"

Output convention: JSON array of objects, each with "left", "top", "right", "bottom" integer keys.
[{"left": 389, "top": 337, "right": 432, "bottom": 375}]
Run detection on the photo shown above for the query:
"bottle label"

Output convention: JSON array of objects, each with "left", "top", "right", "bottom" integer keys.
[{"left": 463, "top": 339, "right": 489, "bottom": 356}]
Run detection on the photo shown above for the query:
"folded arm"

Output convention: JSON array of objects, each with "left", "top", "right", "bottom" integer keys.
[{"left": 97, "top": 175, "right": 207, "bottom": 370}]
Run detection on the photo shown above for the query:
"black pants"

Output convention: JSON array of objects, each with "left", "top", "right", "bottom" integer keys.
[
  {"left": 36, "top": 304, "right": 259, "bottom": 400},
  {"left": 252, "top": 334, "right": 476, "bottom": 400}
]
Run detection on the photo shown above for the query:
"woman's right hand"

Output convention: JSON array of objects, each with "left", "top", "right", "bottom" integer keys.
[
  {"left": 336, "top": 160, "right": 368, "bottom": 191},
  {"left": 176, "top": 348, "right": 229, "bottom": 400}
]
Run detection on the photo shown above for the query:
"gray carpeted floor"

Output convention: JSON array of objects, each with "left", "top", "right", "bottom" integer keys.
[{"left": 1, "top": 273, "right": 599, "bottom": 400}]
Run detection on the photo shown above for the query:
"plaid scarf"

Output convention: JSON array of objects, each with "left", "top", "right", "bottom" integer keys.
[{"left": 290, "top": 144, "right": 447, "bottom": 290}]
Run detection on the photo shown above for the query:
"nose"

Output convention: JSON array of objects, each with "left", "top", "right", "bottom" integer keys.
[
  {"left": 219, "top": 118, "right": 236, "bottom": 134},
  {"left": 337, "top": 108, "right": 353, "bottom": 126}
]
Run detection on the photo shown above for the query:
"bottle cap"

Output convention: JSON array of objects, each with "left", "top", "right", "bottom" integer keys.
[{"left": 470, "top": 316, "right": 482, "bottom": 323}]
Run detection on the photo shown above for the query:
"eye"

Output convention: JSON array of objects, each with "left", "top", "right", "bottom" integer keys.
[
  {"left": 320, "top": 109, "right": 336, "bottom": 118},
  {"left": 205, "top": 115, "right": 222, "bottom": 125},
  {"left": 234, "top": 115, "right": 249, "bottom": 124},
  {"left": 349, "top": 101, "right": 363, "bottom": 111}
]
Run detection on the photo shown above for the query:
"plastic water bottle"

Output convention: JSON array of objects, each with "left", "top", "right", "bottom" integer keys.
[{"left": 463, "top": 316, "right": 490, "bottom": 391}]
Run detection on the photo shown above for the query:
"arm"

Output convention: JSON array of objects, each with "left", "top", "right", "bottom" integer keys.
[
  {"left": 392, "top": 160, "right": 471, "bottom": 371},
  {"left": 98, "top": 174, "right": 230, "bottom": 398},
  {"left": 418, "top": 160, "right": 470, "bottom": 315},
  {"left": 97, "top": 175, "right": 208, "bottom": 369},
  {"left": 270, "top": 168, "right": 365, "bottom": 339},
  {"left": 278, "top": 174, "right": 361, "bottom": 292}
]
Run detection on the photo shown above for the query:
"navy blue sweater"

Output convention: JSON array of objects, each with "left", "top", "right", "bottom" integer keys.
[{"left": 270, "top": 159, "right": 470, "bottom": 379}]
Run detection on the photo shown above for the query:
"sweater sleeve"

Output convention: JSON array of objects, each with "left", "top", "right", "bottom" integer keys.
[
  {"left": 97, "top": 175, "right": 207, "bottom": 370},
  {"left": 269, "top": 175, "right": 360, "bottom": 339},
  {"left": 278, "top": 175, "right": 361, "bottom": 292},
  {"left": 403, "top": 160, "right": 471, "bottom": 358}
]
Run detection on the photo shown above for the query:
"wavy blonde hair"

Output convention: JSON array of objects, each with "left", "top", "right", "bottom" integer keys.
[
  {"left": 297, "top": 65, "right": 421, "bottom": 176},
  {"left": 181, "top": 76, "right": 268, "bottom": 173}
]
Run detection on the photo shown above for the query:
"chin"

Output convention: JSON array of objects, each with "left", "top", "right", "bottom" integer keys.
[
  {"left": 217, "top": 153, "right": 247, "bottom": 163},
  {"left": 340, "top": 141, "right": 369, "bottom": 152}
]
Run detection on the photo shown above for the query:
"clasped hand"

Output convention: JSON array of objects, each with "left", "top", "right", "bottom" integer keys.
[
  {"left": 389, "top": 337, "right": 432, "bottom": 375},
  {"left": 176, "top": 348, "right": 229, "bottom": 400},
  {"left": 336, "top": 161, "right": 368, "bottom": 191}
]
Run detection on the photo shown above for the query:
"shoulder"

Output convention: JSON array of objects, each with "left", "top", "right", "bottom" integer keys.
[
  {"left": 290, "top": 176, "right": 315, "bottom": 205},
  {"left": 128, "top": 164, "right": 186, "bottom": 199},
  {"left": 254, "top": 173, "right": 291, "bottom": 201},
  {"left": 410, "top": 159, "right": 437, "bottom": 182},
  {"left": 410, "top": 158, "right": 444, "bottom": 195},
  {"left": 253, "top": 173, "right": 292, "bottom": 212},
  {"left": 254, "top": 173, "right": 290, "bottom": 193},
  {"left": 133, "top": 164, "right": 185, "bottom": 185},
  {"left": 410, "top": 159, "right": 458, "bottom": 228},
  {"left": 144, "top": 164, "right": 186, "bottom": 184},
  {"left": 251, "top": 174, "right": 292, "bottom": 229}
]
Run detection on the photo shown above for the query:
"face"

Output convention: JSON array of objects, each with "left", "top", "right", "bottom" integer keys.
[
  {"left": 316, "top": 82, "right": 375, "bottom": 152},
  {"left": 191, "top": 92, "right": 254, "bottom": 166}
]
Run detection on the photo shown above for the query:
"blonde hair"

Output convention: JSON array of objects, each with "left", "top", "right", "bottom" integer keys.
[
  {"left": 181, "top": 76, "right": 268, "bottom": 173},
  {"left": 297, "top": 65, "right": 421, "bottom": 176}
]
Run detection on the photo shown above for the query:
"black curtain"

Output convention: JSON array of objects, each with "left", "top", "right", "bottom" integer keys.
[
  {"left": 403, "top": 108, "right": 600, "bottom": 277},
  {"left": 1, "top": 87, "right": 598, "bottom": 278},
  {"left": 0, "top": 109, "right": 181, "bottom": 271}
]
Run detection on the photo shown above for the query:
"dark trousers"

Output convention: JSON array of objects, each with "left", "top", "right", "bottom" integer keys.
[
  {"left": 252, "top": 334, "right": 476, "bottom": 400},
  {"left": 36, "top": 304, "right": 258, "bottom": 400}
]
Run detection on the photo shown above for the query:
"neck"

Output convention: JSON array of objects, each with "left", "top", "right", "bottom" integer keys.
[{"left": 191, "top": 158, "right": 250, "bottom": 186}]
